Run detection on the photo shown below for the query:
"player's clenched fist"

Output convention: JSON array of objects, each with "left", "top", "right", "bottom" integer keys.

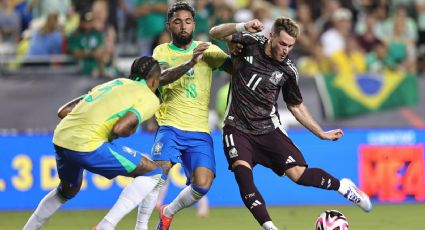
[{"left": 243, "top": 19, "right": 264, "bottom": 33}]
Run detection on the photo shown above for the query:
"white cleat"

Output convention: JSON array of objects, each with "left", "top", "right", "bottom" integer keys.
[{"left": 339, "top": 178, "right": 372, "bottom": 212}]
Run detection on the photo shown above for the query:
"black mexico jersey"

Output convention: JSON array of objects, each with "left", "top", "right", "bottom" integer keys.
[{"left": 224, "top": 32, "right": 303, "bottom": 135}]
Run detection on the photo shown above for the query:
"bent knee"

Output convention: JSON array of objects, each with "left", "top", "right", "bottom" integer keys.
[
  {"left": 286, "top": 165, "right": 306, "bottom": 182},
  {"left": 57, "top": 181, "right": 81, "bottom": 200},
  {"left": 192, "top": 168, "right": 214, "bottom": 189}
]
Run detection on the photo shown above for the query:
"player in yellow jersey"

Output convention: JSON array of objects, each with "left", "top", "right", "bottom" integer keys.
[
  {"left": 23, "top": 57, "right": 165, "bottom": 230},
  {"left": 133, "top": 2, "right": 232, "bottom": 230}
]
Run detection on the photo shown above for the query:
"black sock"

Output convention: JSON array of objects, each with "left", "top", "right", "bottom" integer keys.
[
  {"left": 296, "top": 168, "right": 340, "bottom": 190},
  {"left": 233, "top": 165, "right": 271, "bottom": 226}
]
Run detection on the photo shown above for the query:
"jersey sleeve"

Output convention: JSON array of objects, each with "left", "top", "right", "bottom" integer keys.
[
  {"left": 203, "top": 44, "right": 229, "bottom": 69},
  {"left": 231, "top": 32, "right": 264, "bottom": 45},
  {"left": 131, "top": 94, "right": 160, "bottom": 124},
  {"left": 152, "top": 45, "right": 168, "bottom": 66},
  {"left": 282, "top": 65, "right": 303, "bottom": 105}
]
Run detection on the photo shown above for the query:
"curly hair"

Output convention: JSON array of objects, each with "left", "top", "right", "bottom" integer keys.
[{"left": 167, "top": 1, "right": 195, "bottom": 22}]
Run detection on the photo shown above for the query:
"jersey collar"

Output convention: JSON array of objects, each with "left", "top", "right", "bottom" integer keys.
[
  {"left": 168, "top": 41, "right": 196, "bottom": 53},
  {"left": 135, "top": 79, "right": 147, "bottom": 86}
]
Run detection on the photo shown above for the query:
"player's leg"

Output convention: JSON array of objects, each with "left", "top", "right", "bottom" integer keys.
[
  {"left": 265, "top": 129, "right": 372, "bottom": 212},
  {"left": 81, "top": 143, "right": 163, "bottom": 230},
  {"left": 222, "top": 125, "right": 277, "bottom": 230},
  {"left": 136, "top": 126, "right": 180, "bottom": 230},
  {"left": 135, "top": 182, "right": 164, "bottom": 230},
  {"left": 157, "top": 130, "right": 215, "bottom": 230},
  {"left": 23, "top": 145, "right": 83, "bottom": 230},
  {"left": 162, "top": 167, "right": 214, "bottom": 217},
  {"left": 196, "top": 195, "right": 209, "bottom": 217}
]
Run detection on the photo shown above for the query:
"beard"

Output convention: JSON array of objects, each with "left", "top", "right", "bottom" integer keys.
[{"left": 172, "top": 31, "right": 193, "bottom": 46}]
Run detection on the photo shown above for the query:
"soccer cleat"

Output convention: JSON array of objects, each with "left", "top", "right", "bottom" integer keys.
[
  {"left": 156, "top": 205, "right": 173, "bottom": 230},
  {"left": 91, "top": 225, "right": 98, "bottom": 230},
  {"left": 339, "top": 178, "right": 372, "bottom": 212}
]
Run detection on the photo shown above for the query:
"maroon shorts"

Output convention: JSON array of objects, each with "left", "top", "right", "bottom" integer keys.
[{"left": 222, "top": 125, "right": 307, "bottom": 176}]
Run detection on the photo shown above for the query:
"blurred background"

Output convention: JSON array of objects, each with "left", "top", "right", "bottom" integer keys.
[{"left": 0, "top": 0, "right": 424, "bottom": 227}]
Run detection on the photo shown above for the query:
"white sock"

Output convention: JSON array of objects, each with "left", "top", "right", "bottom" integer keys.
[
  {"left": 98, "top": 175, "right": 160, "bottom": 230},
  {"left": 196, "top": 195, "right": 209, "bottom": 217},
  {"left": 262, "top": 221, "right": 278, "bottom": 230},
  {"left": 23, "top": 189, "right": 66, "bottom": 230},
  {"left": 338, "top": 179, "right": 349, "bottom": 195},
  {"left": 164, "top": 185, "right": 203, "bottom": 217},
  {"left": 134, "top": 183, "right": 163, "bottom": 230}
]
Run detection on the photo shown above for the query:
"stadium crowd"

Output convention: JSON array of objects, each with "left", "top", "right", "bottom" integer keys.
[{"left": 0, "top": 0, "right": 424, "bottom": 79}]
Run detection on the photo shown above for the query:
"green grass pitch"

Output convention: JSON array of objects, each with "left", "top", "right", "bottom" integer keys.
[{"left": 2, "top": 204, "right": 424, "bottom": 229}]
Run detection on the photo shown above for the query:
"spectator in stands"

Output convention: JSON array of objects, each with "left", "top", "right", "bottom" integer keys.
[
  {"left": 297, "top": 44, "right": 333, "bottom": 78},
  {"left": 193, "top": 0, "right": 212, "bottom": 41},
  {"left": 417, "top": 0, "right": 425, "bottom": 75},
  {"left": 379, "top": 4, "right": 418, "bottom": 43},
  {"left": 355, "top": 12, "right": 381, "bottom": 53},
  {"left": 293, "top": 3, "right": 319, "bottom": 60},
  {"left": 67, "top": 11, "right": 106, "bottom": 78},
  {"left": 315, "top": 0, "right": 341, "bottom": 33},
  {"left": 26, "top": 0, "right": 71, "bottom": 19},
  {"left": 365, "top": 39, "right": 397, "bottom": 74},
  {"left": 91, "top": 0, "right": 109, "bottom": 32},
  {"left": 211, "top": 3, "right": 234, "bottom": 51},
  {"left": 132, "top": 0, "right": 168, "bottom": 56},
  {"left": 270, "top": 0, "right": 295, "bottom": 20},
  {"left": 0, "top": 0, "right": 21, "bottom": 44},
  {"left": 62, "top": 5, "right": 79, "bottom": 36},
  {"left": 382, "top": 6, "right": 417, "bottom": 74},
  {"left": 320, "top": 8, "right": 353, "bottom": 57},
  {"left": 26, "top": 12, "right": 63, "bottom": 56},
  {"left": 330, "top": 36, "right": 366, "bottom": 76},
  {"left": 91, "top": 0, "right": 120, "bottom": 78}
]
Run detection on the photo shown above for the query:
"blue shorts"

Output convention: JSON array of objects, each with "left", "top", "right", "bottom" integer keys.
[
  {"left": 151, "top": 126, "right": 216, "bottom": 184},
  {"left": 54, "top": 142, "right": 144, "bottom": 185}
]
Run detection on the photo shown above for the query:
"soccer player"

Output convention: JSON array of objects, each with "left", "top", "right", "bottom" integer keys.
[
  {"left": 209, "top": 18, "right": 372, "bottom": 230},
  {"left": 134, "top": 2, "right": 231, "bottom": 230},
  {"left": 23, "top": 56, "right": 164, "bottom": 230}
]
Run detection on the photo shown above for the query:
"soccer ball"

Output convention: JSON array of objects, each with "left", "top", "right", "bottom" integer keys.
[{"left": 315, "top": 210, "right": 349, "bottom": 230}]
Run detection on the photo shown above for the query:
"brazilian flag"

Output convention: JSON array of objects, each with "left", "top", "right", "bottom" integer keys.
[{"left": 315, "top": 70, "right": 419, "bottom": 119}]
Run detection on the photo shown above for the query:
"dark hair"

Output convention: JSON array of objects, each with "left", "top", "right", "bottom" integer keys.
[
  {"left": 129, "top": 56, "right": 160, "bottom": 81},
  {"left": 167, "top": 1, "right": 195, "bottom": 22},
  {"left": 272, "top": 17, "right": 300, "bottom": 39}
]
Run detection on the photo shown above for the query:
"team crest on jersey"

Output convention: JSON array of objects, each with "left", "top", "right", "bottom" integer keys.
[
  {"left": 270, "top": 71, "right": 283, "bottom": 85},
  {"left": 228, "top": 147, "right": 238, "bottom": 158},
  {"left": 153, "top": 142, "right": 163, "bottom": 155},
  {"left": 185, "top": 68, "right": 194, "bottom": 76},
  {"left": 122, "top": 146, "right": 137, "bottom": 157}
]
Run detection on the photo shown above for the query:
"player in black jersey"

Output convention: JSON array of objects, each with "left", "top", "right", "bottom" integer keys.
[{"left": 210, "top": 17, "right": 372, "bottom": 230}]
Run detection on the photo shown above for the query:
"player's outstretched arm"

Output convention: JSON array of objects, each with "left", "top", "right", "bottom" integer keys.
[
  {"left": 287, "top": 102, "right": 344, "bottom": 141},
  {"left": 159, "top": 43, "right": 210, "bottom": 85},
  {"left": 57, "top": 96, "right": 83, "bottom": 119},
  {"left": 209, "top": 19, "right": 264, "bottom": 42}
]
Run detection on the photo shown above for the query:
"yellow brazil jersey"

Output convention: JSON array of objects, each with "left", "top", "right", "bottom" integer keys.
[
  {"left": 153, "top": 41, "right": 228, "bottom": 133},
  {"left": 53, "top": 78, "right": 160, "bottom": 152}
]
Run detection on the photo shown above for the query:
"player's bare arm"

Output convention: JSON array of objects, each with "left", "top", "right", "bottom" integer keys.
[
  {"left": 159, "top": 42, "right": 209, "bottom": 85},
  {"left": 287, "top": 103, "right": 344, "bottom": 141},
  {"left": 111, "top": 111, "right": 139, "bottom": 139},
  {"left": 209, "top": 19, "right": 264, "bottom": 42},
  {"left": 57, "top": 96, "right": 83, "bottom": 119}
]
